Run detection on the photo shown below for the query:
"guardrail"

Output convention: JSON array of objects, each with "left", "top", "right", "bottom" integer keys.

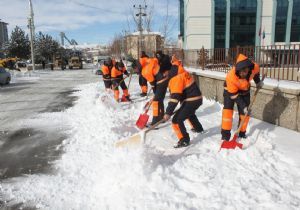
[{"left": 165, "top": 45, "right": 300, "bottom": 82}]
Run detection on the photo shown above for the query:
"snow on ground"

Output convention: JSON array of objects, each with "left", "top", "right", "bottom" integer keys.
[{"left": 1, "top": 76, "right": 300, "bottom": 209}]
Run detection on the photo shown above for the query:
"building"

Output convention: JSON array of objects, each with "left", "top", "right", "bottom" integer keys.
[
  {"left": 125, "top": 31, "right": 164, "bottom": 59},
  {"left": 0, "top": 20, "right": 9, "bottom": 49},
  {"left": 179, "top": 0, "right": 300, "bottom": 49}
]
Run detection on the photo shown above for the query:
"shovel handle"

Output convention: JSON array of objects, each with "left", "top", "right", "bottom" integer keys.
[
  {"left": 234, "top": 71, "right": 268, "bottom": 135},
  {"left": 144, "top": 99, "right": 153, "bottom": 113},
  {"left": 144, "top": 119, "right": 165, "bottom": 134},
  {"left": 113, "top": 76, "right": 129, "bottom": 89}
]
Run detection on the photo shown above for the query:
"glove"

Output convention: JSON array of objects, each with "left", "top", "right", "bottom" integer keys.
[
  {"left": 243, "top": 107, "right": 251, "bottom": 115},
  {"left": 256, "top": 81, "right": 264, "bottom": 89},
  {"left": 124, "top": 71, "right": 129, "bottom": 77},
  {"left": 163, "top": 114, "right": 171, "bottom": 122}
]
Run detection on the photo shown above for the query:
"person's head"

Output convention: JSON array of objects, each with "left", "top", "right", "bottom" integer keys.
[
  {"left": 131, "top": 59, "right": 139, "bottom": 71},
  {"left": 235, "top": 54, "right": 254, "bottom": 79},
  {"left": 141, "top": 51, "right": 148, "bottom": 58},
  {"left": 238, "top": 67, "right": 250, "bottom": 79},
  {"left": 155, "top": 50, "right": 163, "bottom": 60},
  {"left": 117, "top": 61, "right": 125, "bottom": 69},
  {"left": 106, "top": 57, "right": 112, "bottom": 66}
]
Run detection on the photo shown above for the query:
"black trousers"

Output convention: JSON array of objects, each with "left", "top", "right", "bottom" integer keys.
[
  {"left": 151, "top": 79, "right": 168, "bottom": 124},
  {"left": 172, "top": 99, "right": 203, "bottom": 140},
  {"left": 112, "top": 77, "right": 127, "bottom": 90},
  {"left": 104, "top": 80, "right": 112, "bottom": 89},
  {"left": 221, "top": 90, "right": 250, "bottom": 140},
  {"left": 138, "top": 75, "right": 147, "bottom": 86}
]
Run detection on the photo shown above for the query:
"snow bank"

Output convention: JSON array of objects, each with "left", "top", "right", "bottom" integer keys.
[{"left": 1, "top": 76, "right": 300, "bottom": 209}]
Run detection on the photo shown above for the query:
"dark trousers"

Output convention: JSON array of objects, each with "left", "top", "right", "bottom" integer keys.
[
  {"left": 104, "top": 80, "right": 112, "bottom": 89},
  {"left": 151, "top": 79, "right": 168, "bottom": 124},
  {"left": 112, "top": 77, "right": 127, "bottom": 90},
  {"left": 172, "top": 99, "right": 203, "bottom": 140},
  {"left": 221, "top": 90, "right": 250, "bottom": 140}
]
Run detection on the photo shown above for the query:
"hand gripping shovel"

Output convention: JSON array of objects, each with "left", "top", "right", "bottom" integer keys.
[
  {"left": 115, "top": 119, "right": 164, "bottom": 148},
  {"left": 220, "top": 73, "right": 266, "bottom": 150},
  {"left": 136, "top": 99, "right": 153, "bottom": 129}
]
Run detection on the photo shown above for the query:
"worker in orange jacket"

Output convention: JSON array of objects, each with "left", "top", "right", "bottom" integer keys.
[
  {"left": 101, "top": 58, "right": 112, "bottom": 90},
  {"left": 111, "top": 60, "right": 130, "bottom": 102},
  {"left": 141, "top": 55, "right": 170, "bottom": 125},
  {"left": 221, "top": 54, "right": 264, "bottom": 141},
  {"left": 137, "top": 51, "right": 149, "bottom": 97},
  {"left": 164, "top": 56, "right": 204, "bottom": 148}
]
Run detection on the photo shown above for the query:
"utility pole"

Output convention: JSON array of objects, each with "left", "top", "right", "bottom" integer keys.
[
  {"left": 133, "top": 4, "right": 147, "bottom": 58},
  {"left": 28, "top": 0, "right": 35, "bottom": 71}
]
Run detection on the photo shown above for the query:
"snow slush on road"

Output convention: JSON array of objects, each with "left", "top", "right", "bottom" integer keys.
[{"left": 1, "top": 77, "right": 300, "bottom": 209}]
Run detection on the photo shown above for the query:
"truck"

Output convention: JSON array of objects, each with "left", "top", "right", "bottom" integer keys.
[{"left": 68, "top": 51, "right": 83, "bottom": 69}]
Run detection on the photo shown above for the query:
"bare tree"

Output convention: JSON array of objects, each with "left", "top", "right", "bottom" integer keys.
[
  {"left": 144, "top": 0, "right": 154, "bottom": 32},
  {"left": 108, "top": 33, "right": 123, "bottom": 59},
  {"left": 160, "top": 0, "right": 177, "bottom": 45}
]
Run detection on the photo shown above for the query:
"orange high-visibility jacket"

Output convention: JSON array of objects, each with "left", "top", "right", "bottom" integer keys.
[
  {"left": 111, "top": 66, "right": 126, "bottom": 78},
  {"left": 166, "top": 64, "right": 202, "bottom": 115},
  {"left": 225, "top": 54, "right": 260, "bottom": 95},
  {"left": 102, "top": 65, "right": 111, "bottom": 80},
  {"left": 141, "top": 58, "right": 160, "bottom": 84}
]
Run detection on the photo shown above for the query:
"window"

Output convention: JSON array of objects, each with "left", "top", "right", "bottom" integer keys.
[
  {"left": 214, "top": 0, "right": 227, "bottom": 48},
  {"left": 275, "top": 0, "right": 288, "bottom": 42},
  {"left": 291, "top": 0, "right": 300, "bottom": 42},
  {"left": 230, "top": 0, "right": 257, "bottom": 47}
]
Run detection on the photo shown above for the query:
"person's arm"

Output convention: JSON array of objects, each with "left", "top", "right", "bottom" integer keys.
[{"left": 165, "top": 77, "right": 184, "bottom": 116}]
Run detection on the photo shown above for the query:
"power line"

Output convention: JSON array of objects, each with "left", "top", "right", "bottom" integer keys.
[{"left": 68, "top": 0, "right": 125, "bottom": 15}]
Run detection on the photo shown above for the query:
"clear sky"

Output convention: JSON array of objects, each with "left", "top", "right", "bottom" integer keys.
[{"left": 1, "top": 0, "right": 179, "bottom": 45}]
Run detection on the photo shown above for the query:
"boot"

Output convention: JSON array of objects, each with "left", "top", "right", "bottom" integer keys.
[
  {"left": 238, "top": 131, "right": 247, "bottom": 139},
  {"left": 174, "top": 137, "right": 190, "bottom": 148}
]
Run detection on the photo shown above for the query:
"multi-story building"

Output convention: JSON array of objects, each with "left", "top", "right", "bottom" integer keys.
[
  {"left": 125, "top": 31, "right": 164, "bottom": 59},
  {"left": 0, "top": 20, "right": 9, "bottom": 49},
  {"left": 179, "top": 0, "right": 300, "bottom": 49}
]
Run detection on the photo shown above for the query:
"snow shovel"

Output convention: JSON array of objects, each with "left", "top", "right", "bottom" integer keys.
[
  {"left": 220, "top": 74, "right": 267, "bottom": 150},
  {"left": 113, "top": 76, "right": 129, "bottom": 90},
  {"left": 127, "top": 70, "right": 133, "bottom": 90},
  {"left": 115, "top": 119, "right": 165, "bottom": 148},
  {"left": 136, "top": 99, "right": 153, "bottom": 129}
]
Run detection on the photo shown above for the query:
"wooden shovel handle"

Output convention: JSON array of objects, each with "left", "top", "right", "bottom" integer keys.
[
  {"left": 145, "top": 119, "right": 165, "bottom": 134},
  {"left": 235, "top": 71, "right": 267, "bottom": 135}
]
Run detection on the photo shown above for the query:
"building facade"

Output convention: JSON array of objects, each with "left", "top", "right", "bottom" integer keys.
[
  {"left": 0, "top": 20, "right": 9, "bottom": 49},
  {"left": 179, "top": 0, "right": 300, "bottom": 49},
  {"left": 125, "top": 31, "right": 164, "bottom": 59}
]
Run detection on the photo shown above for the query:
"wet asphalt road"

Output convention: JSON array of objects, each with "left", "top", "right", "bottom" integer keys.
[{"left": 0, "top": 68, "right": 99, "bottom": 181}]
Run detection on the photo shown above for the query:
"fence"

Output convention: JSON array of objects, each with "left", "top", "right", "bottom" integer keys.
[{"left": 168, "top": 44, "right": 300, "bottom": 82}]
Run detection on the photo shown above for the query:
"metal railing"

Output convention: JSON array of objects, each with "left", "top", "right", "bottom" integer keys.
[{"left": 178, "top": 45, "right": 300, "bottom": 82}]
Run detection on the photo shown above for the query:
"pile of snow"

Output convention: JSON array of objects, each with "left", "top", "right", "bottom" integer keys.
[{"left": 1, "top": 76, "right": 300, "bottom": 209}]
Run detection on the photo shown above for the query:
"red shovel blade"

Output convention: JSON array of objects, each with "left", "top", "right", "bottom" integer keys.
[
  {"left": 220, "top": 134, "right": 243, "bottom": 150},
  {"left": 121, "top": 95, "right": 129, "bottom": 102},
  {"left": 136, "top": 113, "right": 149, "bottom": 129}
]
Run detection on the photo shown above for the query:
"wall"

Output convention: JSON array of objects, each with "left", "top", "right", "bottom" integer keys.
[
  {"left": 184, "top": 0, "right": 213, "bottom": 49},
  {"left": 190, "top": 71, "right": 300, "bottom": 132}
]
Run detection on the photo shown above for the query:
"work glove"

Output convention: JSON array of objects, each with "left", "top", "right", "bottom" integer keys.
[
  {"left": 256, "top": 81, "right": 264, "bottom": 89},
  {"left": 163, "top": 114, "right": 171, "bottom": 122},
  {"left": 124, "top": 71, "right": 129, "bottom": 77}
]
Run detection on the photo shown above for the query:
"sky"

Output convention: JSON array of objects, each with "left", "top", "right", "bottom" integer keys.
[{"left": 0, "top": 0, "right": 179, "bottom": 45}]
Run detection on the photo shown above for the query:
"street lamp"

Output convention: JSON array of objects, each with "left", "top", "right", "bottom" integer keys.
[{"left": 28, "top": 0, "right": 35, "bottom": 71}]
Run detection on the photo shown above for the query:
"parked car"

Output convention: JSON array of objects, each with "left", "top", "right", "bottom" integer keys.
[{"left": 0, "top": 68, "right": 11, "bottom": 85}]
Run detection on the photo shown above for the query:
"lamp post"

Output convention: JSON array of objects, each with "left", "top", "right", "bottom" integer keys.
[
  {"left": 133, "top": 4, "right": 147, "bottom": 58},
  {"left": 28, "top": 0, "right": 35, "bottom": 71}
]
